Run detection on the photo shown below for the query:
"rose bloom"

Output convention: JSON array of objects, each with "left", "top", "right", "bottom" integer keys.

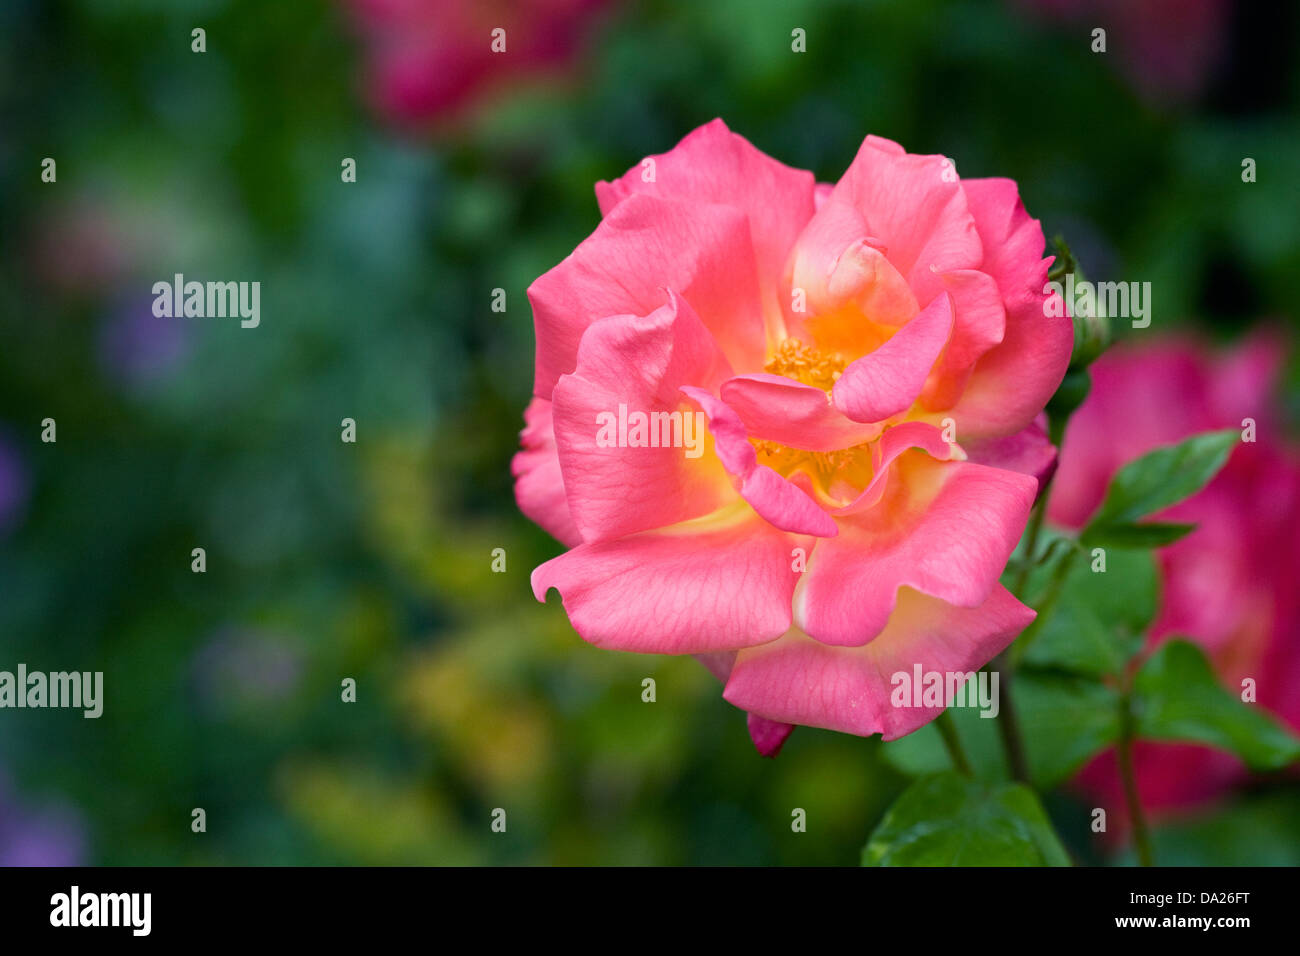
[
  {"left": 515, "top": 120, "right": 1073, "bottom": 754},
  {"left": 1049, "top": 334, "right": 1300, "bottom": 815},
  {"left": 342, "top": 0, "right": 610, "bottom": 126}
]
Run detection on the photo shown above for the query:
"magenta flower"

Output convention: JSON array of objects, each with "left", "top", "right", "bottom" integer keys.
[
  {"left": 1020, "top": 0, "right": 1230, "bottom": 105},
  {"left": 0, "top": 432, "right": 29, "bottom": 536},
  {"left": 515, "top": 121, "right": 1074, "bottom": 753},
  {"left": 1049, "top": 334, "right": 1300, "bottom": 815},
  {"left": 343, "top": 0, "right": 611, "bottom": 126}
]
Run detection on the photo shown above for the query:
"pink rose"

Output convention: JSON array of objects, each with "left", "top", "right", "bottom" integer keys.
[
  {"left": 515, "top": 120, "right": 1073, "bottom": 754},
  {"left": 1049, "top": 334, "right": 1300, "bottom": 815},
  {"left": 342, "top": 0, "right": 611, "bottom": 126}
]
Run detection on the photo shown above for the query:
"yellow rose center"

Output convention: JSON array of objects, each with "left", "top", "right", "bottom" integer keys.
[
  {"left": 763, "top": 338, "right": 846, "bottom": 390},
  {"left": 752, "top": 338, "right": 873, "bottom": 500}
]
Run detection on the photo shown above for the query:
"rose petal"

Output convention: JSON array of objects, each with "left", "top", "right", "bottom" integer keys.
[
  {"left": 682, "top": 386, "right": 839, "bottom": 538},
  {"left": 724, "top": 586, "right": 1034, "bottom": 739},
  {"left": 831, "top": 292, "right": 954, "bottom": 424},
  {"left": 942, "top": 178, "right": 1072, "bottom": 438},
  {"left": 596, "top": 118, "right": 817, "bottom": 337},
  {"left": 794, "top": 456, "right": 1036, "bottom": 646},
  {"left": 512, "top": 397, "right": 582, "bottom": 547},
  {"left": 720, "top": 373, "right": 883, "bottom": 451},
  {"left": 551, "top": 290, "right": 734, "bottom": 542},
  {"left": 529, "top": 193, "right": 767, "bottom": 400},
  {"left": 532, "top": 508, "right": 806, "bottom": 653}
]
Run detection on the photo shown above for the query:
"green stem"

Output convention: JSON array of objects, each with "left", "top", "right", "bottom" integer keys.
[
  {"left": 1116, "top": 686, "right": 1155, "bottom": 867},
  {"left": 1010, "top": 545, "right": 1078, "bottom": 667},
  {"left": 1012, "top": 495, "right": 1048, "bottom": 598},
  {"left": 935, "top": 709, "right": 973, "bottom": 777},
  {"left": 991, "top": 654, "right": 1031, "bottom": 784},
  {"left": 996, "top": 481, "right": 1059, "bottom": 784}
]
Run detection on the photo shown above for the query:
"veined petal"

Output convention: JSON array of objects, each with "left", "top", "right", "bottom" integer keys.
[
  {"left": 529, "top": 193, "right": 767, "bottom": 400},
  {"left": 920, "top": 268, "right": 1007, "bottom": 409},
  {"left": 512, "top": 397, "right": 582, "bottom": 547},
  {"left": 794, "top": 456, "right": 1036, "bottom": 646},
  {"left": 833, "top": 421, "right": 961, "bottom": 518},
  {"left": 595, "top": 118, "right": 817, "bottom": 340},
  {"left": 551, "top": 291, "right": 734, "bottom": 543},
  {"left": 720, "top": 373, "right": 883, "bottom": 452},
  {"left": 942, "top": 178, "right": 1071, "bottom": 438},
  {"left": 682, "top": 386, "right": 838, "bottom": 538},
  {"left": 724, "top": 586, "right": 1034, "bottom": 739},
  {"left": 532, "top": 507, "right": 807, "bottom": 654},
  {"left": 824, "top": 135, "right": 982, "bottom": 302},
  {"left": 831, "top": 292, "right": 954, "bottom": 424}
]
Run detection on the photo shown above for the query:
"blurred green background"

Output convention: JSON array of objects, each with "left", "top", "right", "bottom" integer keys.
[{"left": 1, "top": 0, "right": 1298, "bottom": 865}]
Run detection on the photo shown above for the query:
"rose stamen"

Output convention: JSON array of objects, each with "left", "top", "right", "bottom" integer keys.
[{"left": 763, "top": 338, "right": 846, "bottom": 391}]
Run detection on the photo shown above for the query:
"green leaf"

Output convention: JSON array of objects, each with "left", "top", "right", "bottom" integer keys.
[
  {"left": 1133, "top": 640, "right": 1300, "bottom": 770},
  {"left": 1016, "top": 672, "right": 1120, "bottom": 789},
  {"left": 1135, "top": 792, "right": 1300, "bottom": 866},
  {"left": 1082, "top": 430, "right": 1237, "bottom": 542},
  {"left": 1021, "top": 546, "right": 1157, "bottom": 677},
  {"left": 1080, "top": 521, "right": 1197, "bottom": 548},
  {"left": 882, "top": 672, "right": 1121, "bottom": 791},
  {"left": 863, "top": 771, "right": 1071, "bottom": 866}
]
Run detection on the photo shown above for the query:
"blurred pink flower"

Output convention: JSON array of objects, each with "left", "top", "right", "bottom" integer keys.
[
  {"left": 30, "top": 199, "right": 135, "bottom": 297},
  {"left": 1048, "top": 334, "right": 1300, "bottom": 817},
  {"left": 1021, "top": 0, "right": 1230, "bottom": 105},
  {"left": 515, "top": 120, "right": 1073, "bottom": 755},
  {"left": 342, "top": 0, "right": 612, "bottom": 126}
]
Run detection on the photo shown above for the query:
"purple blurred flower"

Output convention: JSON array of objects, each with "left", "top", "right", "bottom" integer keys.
[
  {"left": 0, "top": 778, "right": 86, "bottom": 867},
  {"left": 98, "top": 297, "right": 191, "bottom": 387},
  {"left": 0, "top": 433, "right": 29, "bottom": 535},
  {"left": 192, "top": 628, "right": 303, "bottom": 712}
]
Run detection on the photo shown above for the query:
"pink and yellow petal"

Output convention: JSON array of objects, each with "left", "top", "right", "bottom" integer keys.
[
  {"left": 550, "top": 292, "right": 735, "bottom": 542},
  {"left": 528, "top": 193, "right": 767, "bottom": 399},
  {"left": 532, "top": 507, "right": 808, "bottom": 654},
  {"left": 794, "top": 456, "right": 1036, "bottom": 646},
  {"left": 725, "top": 586, "right": 1033, "bottom": 739}
]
